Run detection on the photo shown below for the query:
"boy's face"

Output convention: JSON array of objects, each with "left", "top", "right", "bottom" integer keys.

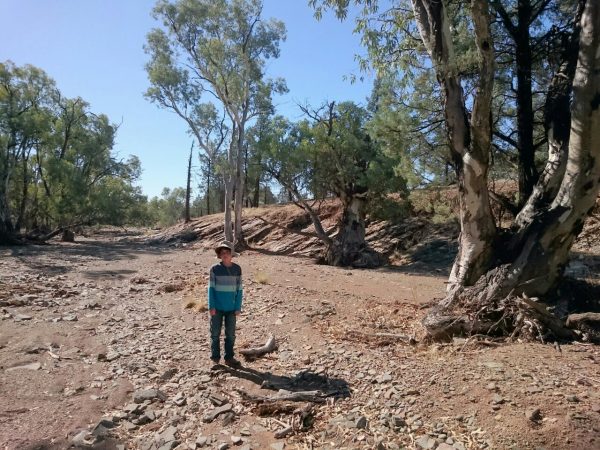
[{"left": 219, "top": 248, "right": 232, "bottom": 264}]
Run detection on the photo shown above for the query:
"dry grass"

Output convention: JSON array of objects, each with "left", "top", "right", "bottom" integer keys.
[
  {"left": 255, "top": 270, "right": 270, "bottom": 285},
  {"left": 182, "top": 295, "right": 208, "bottom": 312}
]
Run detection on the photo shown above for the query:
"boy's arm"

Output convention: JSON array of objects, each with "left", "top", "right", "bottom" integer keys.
[
  {"left": 208, "top": 267, "right": 216, "bottom": 310},
  {"left": 234, "top": 270, "right": 243, "bottom": 312}
]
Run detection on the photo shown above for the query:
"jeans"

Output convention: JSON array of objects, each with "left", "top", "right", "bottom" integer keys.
[{"left": 210, "top": 310, "right": 237, "bottom": 360}]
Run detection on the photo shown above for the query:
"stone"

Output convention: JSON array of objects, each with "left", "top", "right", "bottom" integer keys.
[
  {"left": 14, "top": 314, "right": 33, "bottom": 321},
  {"left": 231, "top": 435, "right": 243, "bottom": 445},
  {"left": 160, "top": 425, "right": 178, "bottom": 444},
  {"left": 6, "top": 362, "right": 41, "bottom": 371},
  {"left": 355, "top": 415, "right": 368, "bottom": 429},
  {"left": 566, "top": 395, "right": 580, "bottom": 403},
  {"left": 122, "top": 420, "right": 137, "bottom": 431},
  {"left": 195, "top": 435, "right": 208, "bottom": 447},
  {"left": 415, "top": 435, "right": 436, "bottom": 449},
  {"left": 62, "top": 315, "right": 78, "bottom": 321},
  {"left": 526, "top": 408, "right": 542, "bottom": 422},
  {"left": 453, "top": 443, "right": 466, "bottom": 450},
  {"left": 438, "top": 445, "right": 455, "bottom": 450},
  {"left": 270, "top": 443, "right": 285, "bottom": 450},
  {"left": 71, "top": 430, "right": 94, "bottom": 446},
  {"left": 221, "top": 411, "right": 236, "bottom": 426},
  {"left": 160, "top": 368, "right": 178, "bottom": 380},
  {"left": 216, "top": 444, "right": 229, "bottom": 450},
  {"left": 591, "top": 404, "right": 600, "bottom": 413},
  {"left": 203, "top": 403, "right": 233, "bottom": 423},
  {"left": 134, "top": 388, "right": 167, "bottom": 403}
]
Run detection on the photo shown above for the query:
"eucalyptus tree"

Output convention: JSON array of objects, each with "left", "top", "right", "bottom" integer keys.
[
  {"left": 146, "top": 0, "right": 287, "bottom": 246},
  {"left": 262, "top": 102, "right": 405, "bottom": 267},
  {"left": 312, "top": 0, "right": 600, "bottom": 339}
]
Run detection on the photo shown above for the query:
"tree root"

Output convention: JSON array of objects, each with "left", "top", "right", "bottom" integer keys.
[{"left": 423, "top": 272, "right": 585, "bottom": 342}]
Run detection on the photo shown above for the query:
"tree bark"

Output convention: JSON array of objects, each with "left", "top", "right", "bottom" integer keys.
[
  {"left": 423, "top": 0, "right": 600, "bottom": 340},
  {"left": 412, "top": 0, "right": 497, "bottom": 295},
  {"left": 184, "top": 142, "right": 193, "bottom": 223},
  {"left": 223, "top": 176, "right": 234, "bottom": 242},
  {"left": 324, "top": 195, "right": 382, "bottom": 268}
]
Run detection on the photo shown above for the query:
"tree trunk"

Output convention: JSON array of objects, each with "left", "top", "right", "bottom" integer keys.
[
  {"left": 423, "top": 0, "right": 600, "bottom": 340},
  {"left": 324, "top": 196, "right": 382, "bottom": 268},
  {"left": 412, "top": 0, "right": 497, "bottom": 295},
  {"left": 233, "top": 127, "right": 245, "bottom": 247},
  {"left": 515, "top": 0, "right": 538, "bottom": 204},
  {"left": 184, "top": 142, "right": 193, "bottom": 223},
  {"left": 223, "top": 176, "right": 234, "bottom": 242}
]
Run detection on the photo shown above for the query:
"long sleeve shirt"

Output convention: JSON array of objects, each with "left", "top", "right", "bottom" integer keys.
[{"left": 208, "top": 262, "right": 243, "bottom": 312}]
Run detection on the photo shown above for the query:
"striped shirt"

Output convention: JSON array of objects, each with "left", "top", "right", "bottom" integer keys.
[{"left": 208, "top": 262, "right": 243, "bottom": 312}]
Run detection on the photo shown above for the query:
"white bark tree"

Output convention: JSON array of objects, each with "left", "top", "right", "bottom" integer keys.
[{"left": 147, "top": 0, "right": 286, "bottom": 248}]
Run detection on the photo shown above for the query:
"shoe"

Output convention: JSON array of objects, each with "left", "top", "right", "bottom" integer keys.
[
  {"left": 210, "top": 357, "right": 220, "bottom": 364},
  {"left": 224, "top": 358, "right": 241, "bottom": 367}
]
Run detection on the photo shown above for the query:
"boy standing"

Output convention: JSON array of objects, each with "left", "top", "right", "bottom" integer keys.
[{"left": 208, "top": 241, "right": 243, "bottom": 366}]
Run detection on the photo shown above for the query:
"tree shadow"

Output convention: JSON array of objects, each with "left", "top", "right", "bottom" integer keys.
[{"left": 218, "top": 365, "right": 351, "bottom": 398}]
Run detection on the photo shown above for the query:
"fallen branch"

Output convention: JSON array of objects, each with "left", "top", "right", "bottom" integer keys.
[
  {"left": 236, "top": 388, "right": 326, "bottom": 404},
  {"left": 240, "top": 334, "right": 278, "bottom": 358}
]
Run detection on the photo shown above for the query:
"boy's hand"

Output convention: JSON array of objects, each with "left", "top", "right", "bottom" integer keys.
[
  {"left": 235, "top": 310, "right": 241, "bottom": 316},
  {"left": 209, "top": 308, "right": 217, "bottom": 316}
]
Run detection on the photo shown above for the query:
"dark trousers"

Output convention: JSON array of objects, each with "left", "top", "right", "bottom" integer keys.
[{"left": 210, "top": 310, "right": 236, "bottom": 360}]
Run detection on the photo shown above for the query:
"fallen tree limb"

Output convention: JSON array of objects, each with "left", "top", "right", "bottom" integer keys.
[
  {"left": 239, "top": 334, "right": 278, "bottom": 358},
  {"left": 236, "top": 388, "right": 326, "bottom": 404},
  {"left": 256, "top": 217, "right": 319, "bottom": 238}
]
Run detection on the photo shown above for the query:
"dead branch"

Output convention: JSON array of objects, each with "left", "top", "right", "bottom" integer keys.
[
  {"left": 236, "top": 388, "right": 327, "bottom": 404},
  {"left": 240, "top": 334, "right": 278, "bottom": 358}
]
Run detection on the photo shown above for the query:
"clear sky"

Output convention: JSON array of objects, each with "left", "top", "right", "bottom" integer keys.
[{"left": 0, "top": 0, "right": 374, "bottom": 198}]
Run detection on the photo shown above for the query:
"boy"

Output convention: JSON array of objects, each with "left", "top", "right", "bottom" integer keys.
[{"left": 208, "top": 240, "right": 243, "bottom": 366}]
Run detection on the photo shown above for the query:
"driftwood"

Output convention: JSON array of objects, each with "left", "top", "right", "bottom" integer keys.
[
  {"left": 239, "top": 334, "right": 277, "bottom": 358},
  {"left": 236, "top": 388, "right": 326, "bottom": 404},
  {"left": 566, "top": 312, "right": 600, "bottom": 342}
]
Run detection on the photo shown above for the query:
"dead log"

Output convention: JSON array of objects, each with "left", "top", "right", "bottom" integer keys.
[
  {"left": 239, "top": 334, "right": 277, "bottom": 358},
  {"left": 515, "top": 296, "right": 577, "bottom": 340},
  {"left": 255, "top": 402, "right": 298, "bottom": 416},
  {"left": 566, "top": 312, "right": 600, "bottom": 342},
  {"left": 236, "top": 388, "right": 326, "bottom": 404}
]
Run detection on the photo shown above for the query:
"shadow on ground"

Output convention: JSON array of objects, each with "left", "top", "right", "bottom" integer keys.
[{"left": 220, "top": 365, "right": 351, "bottom": 398}]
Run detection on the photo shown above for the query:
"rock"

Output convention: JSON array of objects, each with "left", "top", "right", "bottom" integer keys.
[
  {"left": 195, "top": 435, "right": 208, "bottom": 448},
  {"left": 453, "top": 443, "right": 466, "bottom": 450},
  {"left": 270, "top": 443, "right": 285, "bottom": 450},
  {"left": 14, "top": 314, "right": 33, "bottom": 321},
  {"left": 526, "top": 408, "right": 542, "bottom": 422},
  {"left": 173, "top": 392, "right": 187, "bottom": 406},
  {"left": 160, "top": 368, "right": 178, "bottom": 380},
  {"left": 437, "top": 445, "right": 455, "bottom": 450},
  {"left": 415, "top": 435, "right": 436, "bottom": 449},
  {"left": 355, "top": 415, "right": 368, "bottom": 429},
  {"left": 216, "top": 444, "right": 229, "bottom": 450},
  {"left": 62, "top": 315, "right": 78, "bottom": 321},
  {"left": 203, "top": 403, "right": 233, "bottom": 423},
  {"left": 566, "top": 395, "right": 580, "bottom": 403},
  {"left": 592, "top": 404, "right": 600, "bottom": 413},
  {"left": 133, "top": 388, "right": 167, "bottom": 403},
  {"left": 6, "top": 362, "right": 41, "bottom": 371},
  {"left": 274, "top": 426, "right": 292, "bottom": 438},
  {"left": 221, "top": 411, "right": 236, "bottom": 426},
  {"left": 161, "top": 425, "right": 178, "bottom": 441},
  {"left": 231, "top": 435, "right": 243, "bottom": 445},
  {"left": 71, "top": 430, "right": 94, "bottom": 446}
]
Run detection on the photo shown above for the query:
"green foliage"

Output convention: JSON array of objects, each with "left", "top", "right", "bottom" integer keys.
[{"left": 0, "top": 61, "right": 146, "bottom": 234}]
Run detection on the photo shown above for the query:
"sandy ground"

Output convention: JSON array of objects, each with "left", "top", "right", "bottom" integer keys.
[{"left": 1, "top": 231, "right": 599, "bottom": 450}]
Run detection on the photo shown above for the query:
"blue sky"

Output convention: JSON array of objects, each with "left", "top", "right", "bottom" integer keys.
[{"left": 0, "top": 0, "right": 374, "bottom": 198}]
